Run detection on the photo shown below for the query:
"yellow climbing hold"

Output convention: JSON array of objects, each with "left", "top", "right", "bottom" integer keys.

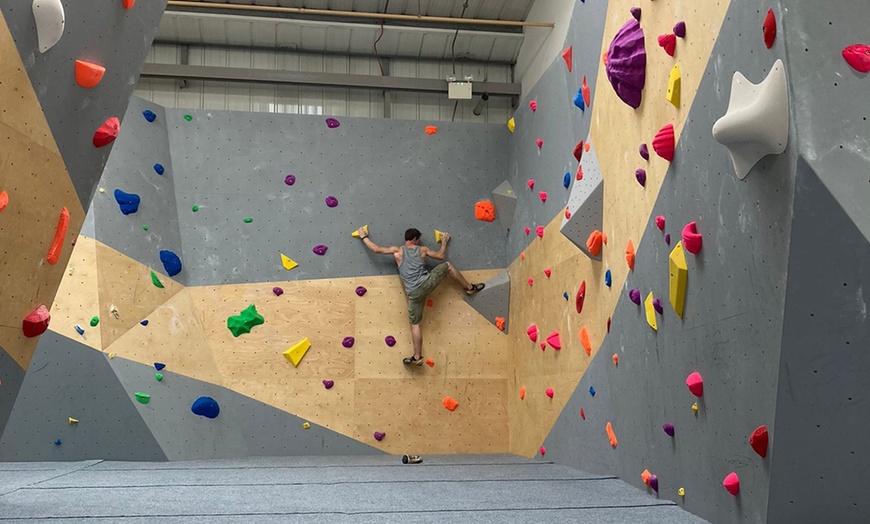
[
  {"left": 108, "top": 353, "right": 115, "bottom": 359},
  {"left": 434, "top": 229, "right": 445, "bottom": 243},
  {"left": 280, "top": 253, "right": 298, "bottom": 271},
  {"left": 302, "top": 422, "right": 311, "bottom": 429},
  {"left": 283, "top": 337, "right": 311, "bottom": 367},
  {"left": 644, "top": 292, "right": 658, "bottom": 331},
  {"left": 667, "top": 64, "right": 681, "bottom": 107},
  {"left": 507, "top": 117, "right": 516, "bottom": 133},
  {"left": 351, "top": 224, "right": 369, "bottom": 238},
  {"left": 98, "top": 187, "right": 105, "bottom": 194},
  {"left": 692, "top": 402, "right": 699, "bottom": 415},
  {"left": 68, "top": 417, "right": 78, "bottom": 424},
  {"left": 678, "top": 487, "right": 686, "bottom": 497},
  {"left": 669, "top": 241, "right": 688, "bottom": 318}
]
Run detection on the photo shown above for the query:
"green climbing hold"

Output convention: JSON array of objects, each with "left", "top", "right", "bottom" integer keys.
[
  {"left": 143, "top": 225, "right": 148, "bottom": 231},
  {"left": 243, "top": 217, "right": 253, "bottom": 223},
  {"left": 192, "top": 204, "right": 199, "bottom": 212},
  {"left": 155, "top": 373, "right": 163, "bottom": 382},
  {"left": 227, "top": 304, "right": 265, "bottom": 337},
  {"left": 150, "top": 270, "right": 164, "bottom": 289},
  {"left": 134, "top": 392, "right": 151, "bottom": 404},
  {"left": 183, "top": 114, "right": 192, "bottom": 121},
  {"left": 89, "top": 316, "right": 99, "bottom": 327}
]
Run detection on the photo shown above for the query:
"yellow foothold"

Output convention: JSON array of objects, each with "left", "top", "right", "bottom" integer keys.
[
  {"left": 98, "top": 187, "right": 105, "bottom": 194},
  {"left": 108, "top": 353, "right": 115, "bottom": 359},
  {"left": 667, "top": 63, "right": 681, "bottom": 107},
  {"left": 351, "top": 224, "right": 369, "bottom": 238},
  {"left": 644, "top": 292, "right": 658, "bottom": 331},
  {"left": 68, "top": 417, "right": 78, "bottom": 424},
  {"left": 68, "top": 267, "right": 74, "bottom": 276},
  {"left": 434, "top": 229, "right": 445, "bottom": 243},
  {"left": 302, "top": 422, "right": 311, "bottom": 429},
  {"left": 283, "top": 337, "right": 311, "bottom": 367},
  {"left": 280, "top": 252, "right": 298, "bottom": 271},
  {"left": 692, "top": 402, "right": 698, "bottom": 415},
  {"left": 678, "top": 487, "right": 685, "bottom": 497},
  {"left": 669, "top": 241, "right": 688, "bottom": 318},
  {"left": 507, "top": 117, "right": 516, "bottom": 133}
]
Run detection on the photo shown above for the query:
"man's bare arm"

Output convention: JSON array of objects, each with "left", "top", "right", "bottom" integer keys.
[
  {"left": 359, "top": 228, "right": 399, "bottom": 255},
  {"left": 423, "top": 232, "right": 450, "bottom": 260}
]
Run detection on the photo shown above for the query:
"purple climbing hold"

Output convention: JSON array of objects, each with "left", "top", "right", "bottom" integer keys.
[
  {"left": 665, "top": 233, "right": 671, "bottom": 245},
  {"left": 374, "top": 431, "right": 385, "bottom": 441},
  {"left": 325, "top": 196, "right": 339, "bottom": 208},
  {"left": 272, "top": 286, "right": 284, "bottom": 296},
  {"left": 663, "top": 423, "right": 675, "bottom": 436},
  {"left": 313, "top": 244, "right": 328, "bottom": 256},
  {"left": 325, "top": 118, "right": 340, "bottom": 128},
  {"left": 322, "top": 379, "right": 334, "bottom": 389},
  {"left": 639, "top": 143, "right": 649, "bottom": 160},
  {"left": 629, "top": 288, "right": 641, "bottom": 304},
  {"left": 653, "top": 298, "right": 663, "bottom": 315},
  {"left": 385, "top": 335, "right": 396, "bottom": 347},
  {"left": 630, "top": 6, "right": 641, "bottom": 21},
  {"left": 284, "top": 174, "right": 296, "bottom": 186},
  {"left": 342, "top": 336, "right": 355, "bottom": 348},
  {"left": 674, "top": 21, "right": 686, "bottom": 38},
  {"left": 355, "top": 286, "right": 367, "bottom": 297},
  {"left": 649, "top": 474, "right": 659, "bottom": 493},
  {"left": 605, "top": 18, "right": 647, "bottom": 109},
  {"left": 635, "top": 169, "right": 647, "bottom": 187}
]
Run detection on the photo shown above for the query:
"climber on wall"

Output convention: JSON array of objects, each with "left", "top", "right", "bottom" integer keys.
[{"left": 357, "top": 227, "right": 485, "bottom": 366}]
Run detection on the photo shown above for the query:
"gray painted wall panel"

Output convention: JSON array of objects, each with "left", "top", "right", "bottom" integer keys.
[{"left": 0, "top": 346, "right": 26, "bottom": 440}]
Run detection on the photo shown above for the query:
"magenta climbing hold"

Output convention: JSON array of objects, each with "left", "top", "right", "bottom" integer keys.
[
  {"left": 284, "top": 174, "right": 296, "bottom": 186},
  {"left": 605, "top": 18, "right": 647, "bottom": 109},
  {"left": 536, "top": 138, "right": 544, "bottom": 149},
  {"left": 673, "top": 21, "right": 686, "bottom": 38},
  {"left": 544, "top": 268, "right": 551, "bottom": 278},
  {"left": 649, "top": 475, "right": 659, "bottom": 493},
  {"left": 629, "top": 289, "right": 641, "bottom": 305},
  {"left": 658, "top": 33, "right": 677, "bottom": 57},
  {"left": 325, "top": 196, "right": 339, "bottom": 208},
  {"left": 635, "top": 169, "right": 647, "bottom": 187},
  {"left": 529, "top": 100, "right": 537, "bottom": 112},
  {"left": 272, "top": 286, "right": 284, "bottom": 296},
  {"left": 842, "top": 44, "right": 870, "bottom": 73},
  {"left": 686, "top": 372, "right": 703, "bottom": 397},
  {"left": 342, "top": 336, "right": 355, "bottom": 348},
  {"left": 539, "top": 446, "right": 546, "bottom": 456},
  {"left": 573, "top": 140, "right": 584, "bottom": 162},
  {"left": 536, "top": 225, "right": 545, "bottom": 238},
  {"left": 546, "top": 331, "right": 562, "bottom": 350},
  {"left": 526, "top": 324, "right": 538, "bottom": 342},
  {"left": 663, "top": 423, "right": 675, "bottom": 437},
  {"left": 639, "top": 143, "right": 649, "bottom": 161},
  {"left": 681, "top": 222, "right": 703, "bottom": 254},
  {"left": 325, "top": 118, "right": 340, "bottom": 128},
  {"left": 630, "top": 6, "right": 641, "bottom": 21},
  {"left": 653, "top": 124, "right": 675, "bottom": 161},
  {"left": 374, "top": 431, "right": 385, "bottom": 441},
  {"left": 313, "top": 244, "right": 328, "bottom": 256},
  {"left": 355, "top": 286, "right": 367, "bottom": 296},
  {"left": 527, "top": 179, "right": 535, "bottom": 190},
  {"left": 525, "top": 227, "right": 531, "bottom": 236},
  {"left": 384, "top": 336, "right": 396, "bottom": 347},
  {"left": 323, "top": 379, "right": 334, "bottom": 389},
  {"left": 546, "top": 387, "right": 555, "bottom": 398},
  {"left": 652, "top": 298, "right": 663, "bottom": 315},
  {"left": 528, "top": 277, "right": 534, "bottom": 287},
  {"left": 723, "top": 472, "right": 740, "bottom": 495},
  {"left": 655, "top": 215, "right": 665, "bottom": 231},
  {"left": 539, "top": 192, "right": 548, "bottom": 204}
]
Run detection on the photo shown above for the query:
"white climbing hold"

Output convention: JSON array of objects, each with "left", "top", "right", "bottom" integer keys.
[
  {"left": 32, "top": 0, "right": 65, "bottom": 53},
  {"left": 712, "top": 59, "right": 789, "bottom": 179}
]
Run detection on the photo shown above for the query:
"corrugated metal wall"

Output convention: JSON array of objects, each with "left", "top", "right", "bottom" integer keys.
[{"left": 134, "top": 43, "right": 514, "bottom": 123}]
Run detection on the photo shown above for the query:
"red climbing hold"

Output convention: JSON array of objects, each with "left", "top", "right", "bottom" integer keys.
[
  {"left": 122, "top": 0, "right": 135, "bottom": 8},
  {"left": 527, "top": 179, "right": 535, "bottom": 190},
  {"left": 546, "top": 387, "right": 555, "bottom": 398},
  {"left": 93, "top": 117, "right": 120, "bottom": 147},
  {"left": 546, "top": 331, "right": 562, "bottom": 350},
  {"left": 0, "top": 190, "right": 8, "bottom": 213},
  {"left": 23, "top": 305, "right": 50, "bottom": 337},
  {"left": 539, "top": 446, "right": 546, "bottom": 456},
  {"left": 723, "top": 472, "right": 740, "bottom": 495},
  {"left": 539, "top": 191, "right": 548, "bottom": 203},
  {"left": 576, "top": 281, "right": 586, "bottom": 314},
  {"left": 527, "top": 324, "right": 539, "bottom": 342},
  {"left": 763, "top": 9, "right": 776, "bottom": 49},
  {"left": 536, "top": 138, "right": 544, "bottom": 149},
  {"left": 562, "top": 46, "right": 573, "bottom": 72},
  {"left": 573, "top": 140, "right": 584, "bottom": 162},
  {"left": 653, "top": 124, "right": 675, "bottom": 161},
  {"left": 580, "top": 408, "right": 586, "bottom": 420},
  {"left": 581, "top": 76, "right": 591, "bottom": 108},
  {"left": 842, "top": 44, "right": 870, "bottom": 73},
  {"left": 46, "top": 207, "right": 70, "bottom": 265},
  {"left": 606, "top": 316, "right": 611, "bottom": 333},
  {"left": 750, "top": 425, "right": 769, "bottom": 458},
  {"left": 586, "top": 230, "right": 603, "bottom": 256},
  {"left": 686, "top": 372, "right": 704, "bottom": 397},
  {"left": 565, "top": 207, "right": 571, "bottom": 219},
  {"left": 576, "top": 164, "right": 584, "bottom": 181},
  {"left": 681, "top": 221, "right": 703, "bottom": 254},
  {"left": 658, "top": 33, "right": 677, "bottom": 57},
  {"left": 536, "top": 225, "right": 544, "bottom": 238}
]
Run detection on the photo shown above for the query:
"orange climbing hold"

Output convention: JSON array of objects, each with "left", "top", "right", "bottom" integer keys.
[
  {"left": 605, "top": 422, "right": 618, "bottom": 448},
  {"left": 641, "top": 469, "right": 652, "bottom": 486},
  {"left": 426, "top": 299, "right": 434, "bottom": 307},
  {"left": 426, "top": 358, "right": 435, "bottom": 367},
  {"left": 425, "top": 125, "right": 438, "bottom": 135},
  {"left": 562, "top": 46, "right": 573, "bottom": 72},
  {"left": 519, "top": 386, "right": 526, "bottom": 400},
  {"left": 495, "top": 317, "right": 505, "bottom": 331},
  {"left": 474, "top": 201, "right": 496, "bottom": 222},
  {"left": 520, "top": 251, "right": 526, "bottom": 260},
  {"left": 46, "top": 207, "right": 70, "bottom": 265},
  {"left": 442, "top": 396, "right": 459, "bottom": 411},
  {"left": 122, "top": 0, "right": 135, "bottom": 8},
  {"left": 625, "top": 239, "right": 636, "bottom": 270},
  {"left": 0, "top": 190, "right": 8, "bottom": 213},
  {"left": 584, "top": 142, "right": 591, "bottom": 153},
  {"left": 579, "top": 327, "right": 592, "bottom": 356},
  {"left": 586, "top": 230, "right": 603, "bottom": 256},
  {"left": 612, "top": 353, "right": 619, "bottom": 366},
  {"left": 74, "top": 60, "right": 106, "bottom": 88}
]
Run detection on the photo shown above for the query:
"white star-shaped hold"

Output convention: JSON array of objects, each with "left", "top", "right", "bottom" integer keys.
[{"left": 712, "top": 59, "right": 789, "bottom": 179}]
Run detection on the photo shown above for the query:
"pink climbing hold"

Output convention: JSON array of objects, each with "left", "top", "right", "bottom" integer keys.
[
  {"left": 635, "top": 169, "right": 647, "bottom": 187},
  {"left": 325, "top": 118, "right": 340, "bottom": 128},
  {"left": 630, "top": 6, "right": 641, "bottom": 21},
  {"left": 750, "top": 425, "right": 769, "bottom": 458},
  {"left": 384, "top": 336, "right": 396, "bottom": 347},
  {"left": 673, "top": 21, "right": 686, "bottom": 38},
  {"left": 536, "top": 138, "right": 544, "bottom": 149},
  {"left": 528, "top": 277, "right": 535, "bottom": 287},
  {"left": 539, "top": 446, "right": 546, "bottom": 456},
  {"left": 325, "top": 196, "right": 339, "bottom": 208},
  {"left": 723, "top": 472, "right": 740, "bottom": 495},
  {"left": 272, "top": 286, "right": 284, "bottom": 296},
  {"left": 573, "top": 140, "right": 584, "bottom": 162},
  {"left": 686, "top": 372, "right": 704, "bottom": 397},
  {"left": 23, "top": 305, "right": 50, "bottom": 337},
  {"left": 546, "top": 387, "right": 555, "bottom": 398},
  {"left": 681, "top": 222, "right": 703, "bottom": 254},
  {"left": 562, "top": 46, "right": 573, "bottom": 72},
  {"left": 629, "top": 289, "right": 641, "bottom": 305},
  {"left": 374, "top": 431, "right": 385, "bottom": 441},
  {"left": 539, "top": 192, "right": 548, "bottom": 204},
  {"left": 763, "top": 9, "right": 776, "bottom": 49},
  {"left": 525, "top": 226, "right": 531, "bottom": 236},
  {"left": 546, "top": 331, "right": 562, "bottom": 350},
  {"left": 322, "top": 379, "right": 334, "bottom": 389},
  {"left": 529, "top": 100, "right": 537, "bottom": 112},
  {"left": 655, "top": 215, "right": 665, "bottom": 231},
  {"left": 93, "top": 117, "right": 120, "bottom": 147},
  {"left": 355, "top": 286, "right": 367, "bottom": 296},
  {"left": 536, "top": 225, "right": 545, "bottom": 238},
  {"left": 658, "top": 33, "right": 677, "bottom": 57},
  {"left": 653, "top": 124, "right": 675, "bottom": 161},
  {"left": 544, "top": 268, "right": 552, "bottom": 278},
  {"left": 540, "top": 342, "right": 546, "bottom": 351},
  {"left": 526, "top": 324, "right": 539, "bottom": 342},
  {"left": 313, "top": 244, "right": 328, "bottom": 256},
  {"left": 527, "top": 179, "right": 535, "bottom": 190},
  {"left": 842, "top": 44, "right": 870, "bottom": 73}
]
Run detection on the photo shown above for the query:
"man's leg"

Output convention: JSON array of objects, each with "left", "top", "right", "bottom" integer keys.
[
  {"left": 410, "top": 323, "right": 423, "bottom": 360},
  {"left": 403, "top": 296, "right": 426, "bottom": 366},
  {"left": 445, "top": 261, "right": 481, "bottom": 292}
]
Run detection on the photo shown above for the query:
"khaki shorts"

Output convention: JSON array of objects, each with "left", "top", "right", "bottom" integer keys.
[{"left": 407, "top": 263, "right": 449, "bottom": 325}]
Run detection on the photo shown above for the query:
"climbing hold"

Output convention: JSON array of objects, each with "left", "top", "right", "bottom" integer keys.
[
  {"left": 712, "top": 60, "right": 789, "bottom": 179},
  {"left": 74, "top": 60, "right": 105, "bottom": 88},
  {"left": 653, "top": 124, "right": 675, "bottom": 161},
  {"left": 639, "top": 143, "right": 649, "bottom": 161},
  {"left": 528, "top": 277, "right": 534, "bottom": 287},
  {"left": 243, "top": 217, "right": 254, "bottom": 224},
  {"left": 581, "top": 76, "right": 591, "bottom": 108},
  {"left": 33, "top": 0, "right": 65, "bottom": 53},
  {"left": 532, "top": 226, "right": 543, "bottom": 240},
  {"left": 153, "top": 362, "right": 165, "bottom": 371},
  {"left": 143, "top": 225, "right": 149, "bottom": 232},
  {"left": 323, "top": 379, "right": 334, "bottom": 389},
  {"left": 649, "top": 475, "right": 659, "bottom": 493},
  {"left": 580, "top": 408, "right": 585, "bottom": 420},
  {"left": 573, "top": 140, "right": 584, "bottom": 162},
  {"left": 150, "top": 271, "right": 164, "bottom": 289},
  {"left": 604, "top": 269, "right": 611, "bottom": 287},
  {"left": 576, "top": 281, "right": 586, "bottom": 314},
  {"left": 155, "top": 373, "right": 163, "bottom": 381},
  {"left": 442, "top": 396, "right": 459, "bottom": 411},
  {"left": 424, "top": 125, "right": 438, "bottom": 135},
  {"left": 652, "top": 298, "right": 663, "bottom": 315},
  {"left": 153, "top": 163, "right": 165, "bottom": 175},
  {"left": 669, "top": 242, "right": 688, "bottom": 317},
  {"left": 526, "top": 324, "right": 538, "bottom": 342},
  {"left": 134, "top": 392, "right": 151, "bottom": 404},
  {"left": 750, "top": 425, "right": 769, "bottom": 458},
  {"left": 284, "top": 174, "right": 296, "bottom": 186},
  {"left": 520, "top": 252, "right": 525, "bottom": 260},
  {"left": 686, "top": 372, "right": 704, "bottom": 397},
  {"left": 519, "top": 386, "right": 526, "bottom": 400},
  {"left": 475, "top": 201, "right": 496, "bottom": 222},
  {"left": 544, "top": 268, "right": 551, "bottom": 278},
  {"left": 355, "top": 286, "right": 367, "bottom": 296},
  {"left": 325, "top": 118, "right": 340, "bottom": 128},
  {"left": 281, "top": 253, "right": 298, "bottom": 270},
  {"left": 227, "top": 304, "right": 265, "bottom": 337},
  {"left": 539, "top": 447, "right": 546, "bottom": 456},
  {"left": 93, "top": 117, "right": 120, "bottom": 147},
  {"left": 589, "top": 386, "right": 596, "bottom": 396},
  {"left": 605, "top": 422, "right": 618, "bottom": 447},
  {"left": 524, "top": 227, "right": 531, "bottom": 236},
  {"left": 692, "top": 402, "right": 698, "bottom": 415},
  {"left": 665, "top": 233, "right": 671, "bottom": 245},
  {"left": 283, "top": 337, "right": 311, "bottom": 367},
  {"left": 46, "top": 207, "right": 69, "bottom": 265},
  {"left": 74, "top": 324, "right": 84, "bottom": 336},
  {"left": 302, "top": 422, "right": 311, "bottom": 429},
  {"left": 612, "top": 353, "right": 618, "bottom": 366},
  {"left": 122, "top": 0, "right": 135, "bottom": 8},
  {"left": 23, "top": 305, "right": 50, "bottom": 337},
  {"left": 666, "top": 64, "right": 681, "bottom": 107},
  {"left": 562, "top": 46, "right": 573, "bottom": 72},
  {"left": 625, "top": 239, "right": 636, "bottom": 270},
  {"left": 191, "top": 396, "right": 220, "bottom": 418},
  {"left": 325, "top": 196, "right": 339, "bottom": 208},
  {"left": 605, "top": 18, "right": 647, "bottom": 109},
  {"left": 606, "top": 317, "right": 611, "bottom": 333},
  {"left": 763, "top": 9, "right": 776, "bottom": 49},
  {"left": 142, "top": 109, "right": 157, "bottom": 122},
  {"left": 183, "top": 114, "right": 193, "bottom": 121},
  {"left": 312, "top": 245, "right": 328, "bottom": 256},
  {"left": 573, "top": 87, "right": 585, "bottom": 111},
  {"left": 192, "top": 205, "right": 199, "bottom": 212},
  {"left": 113, "top": 189, "right": 140, "bottom": 215},
  {"left": 635, "top": 169, "right": 646, "bottom": 187},
  {"left": 723, "top": 472, "right": 740, "bottom": 495},
  {"left": 495, "top": 317, "right": 505, "bottom": 331},
  {"left": 579, "top": 327, "right": 591, "bottom": 355},
  {"left": 546, "top": 331, "right": 562, "bottom": 350},
  {"left": 159, "top": 250, "right": 182, "bottom": 277},
  {"left": 678, "top": 487, "right": 685, "bottom": 498},
  {"left": 563, "top": 292, "right": 569, "bottom": 301},
  {"left": 272, "top": 286, "right": 283, "bottom": 296},
  {"left": 681, "top": 222, "right": 703, "bottom": 254},
  {"left": 426, "top": 358, "right": 435, "bottom": 367},
  {"left": 576, "top": 164, "right": 583, "bottom": 181},
  {"left": 526, "top": 179, "right": 535, "bottom": 191},
  {"left": 658, "top": 33, "right": 677, "bottom": 57},
  {"left": 655, "top": 215, "right": 665, "bottom": 231},
  {"left": 674, "top": 21, "right": 686, "bottom": 38},
  {"left": 0, "top": 191, "right": 7, "bottom": 213},
  {"left": 140, "top": 320, "right": 149, "bottom": 326},
  {"left": 641, "top": 469, "right": 652, "bottom": 486},
  {"left": 54, "top": 439, "right": 62, "bottom": 445},
  {"left": 536, "top": 138, "right": 544, "bottom": 149},
  {"left": 351, "top": 225, "right": 368, "bottom": 238},
  {"left": 644, "top": 293, "right": 658, "bottom": 331},
  {"left": 529, "top": 100, "right": 537, "bottom": 112},
  {"left": 507, "top": 117, "right": 516, "bottom": 133},
  {"left": 89, "top": 316, "right": 99, "bottom": 327},
  {"left": 342, "top": 336, "right": 355, "bottom": 348},
  {"left": 108, "top": 353, "right": 115, "bottom": 359},
  {"left": 563, "top": 171, "right": 571, "bottom": 188},
  {"left": 545, "top": 387, "right": 554, "bottom": 398},
  {"left": 586, "top": 230, "right": 603, "bottom": 256},
  {"left": 630, "top": 6, "right": 641, "bottom": 20},
  {"left": 384, "top": 336, "right": 396, "bottom": 347},
  {"left": 68, "top": 417, "right": 78, "bottom": 424},
  {"left": 663, "top": 423, "right": 675, "bottom": 437},
  {"left": 842, "top": 44, "right": 870, "bottom": 73},
  {"left": 373, "top": 431, "right": 385, "bottom": 441},
  {"left": 629, "top": 288, "right": 641, "bottom": 305}
]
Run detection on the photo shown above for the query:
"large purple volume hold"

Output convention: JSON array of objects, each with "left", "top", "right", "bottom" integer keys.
[{"left": 605, "top": 19, "right": 647, "bottom": 109}]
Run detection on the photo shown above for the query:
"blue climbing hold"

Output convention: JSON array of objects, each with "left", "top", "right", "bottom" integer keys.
[
  {"left": 563, "top": 172, "right": 571, "bottom": 188},
  {"left": 142, "top": 109, "right": 157, "bottom": 123},
  {"left": 159, "top": 250, "right": 182, "bottom": 277},
  {"left": 114, "top": 189, "right": 140, "bottom": 215},
  {"left": 589, "top": 386, "right": 596, "bottom": 397},
  {"left": 191, "top": 396, "right": 220, "bottom": 419},
  {"left": 154, "top": 163, "right": 165, "bottom": 175},
  {"left": 54, "top": 439, "right": 62, "bottom": 445},
  {"left": 140, "top": 320, "right": 149, "bottom": 326},
  {"left": 605, "top": 269, "right": 612, "bottom": 287},
  {"left": 573, "top": 87, "right": 585, "bottom": 111},
  {"left": 563, "top": 291, "right": 569, "bottom": 301},
  {"left": 154, "top": 362, "right": 166, "bottom": 371}
]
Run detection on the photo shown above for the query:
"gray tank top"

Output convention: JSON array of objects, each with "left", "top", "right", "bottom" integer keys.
[{"left": 399, "top": 246, "right": 429, "bottom": 294}]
